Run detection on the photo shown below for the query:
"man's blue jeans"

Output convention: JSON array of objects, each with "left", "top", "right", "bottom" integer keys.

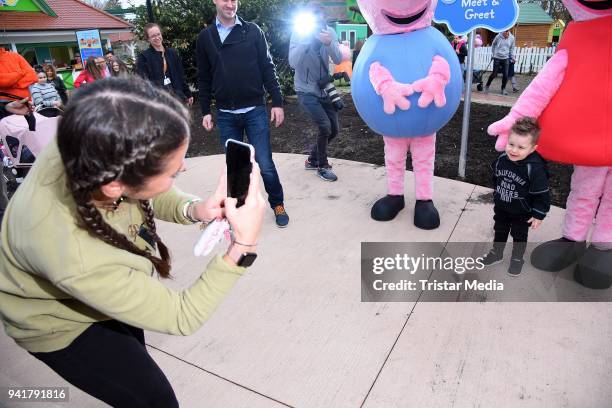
[
  {"left": 216, "top": 106, "right": 284, "bottom": 208},
  {"left": 297, "top": 93, "right": 339, "bottom": 168}
]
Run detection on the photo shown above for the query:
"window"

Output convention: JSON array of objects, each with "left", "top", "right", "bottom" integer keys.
[
  {"left": 349, "top": 31, "right": 356, "bottom": 49},
  {"left": 340, "top": 31, "right": 347, "bottom": 42},
  {"left": 20, "top": 48, "right": 38, "bottom": 66},
  {"left": 50, "top": 46, "right": 70, "bottom": 68}
]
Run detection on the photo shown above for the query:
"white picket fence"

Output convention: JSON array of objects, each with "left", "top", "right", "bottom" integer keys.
[{"left": 473, "top": 46, "right": 556, "bottom": 74}]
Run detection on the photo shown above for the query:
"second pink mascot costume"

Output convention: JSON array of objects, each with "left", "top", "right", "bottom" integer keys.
[
  {"left": 488, "top": 0, "right": 611, "bottom": 288},
  {"left": 351, "top": 0, "right": 462, "bottom": 230}
]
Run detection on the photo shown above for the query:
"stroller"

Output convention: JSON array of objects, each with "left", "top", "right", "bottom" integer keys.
[
  {"left": 0, "top": 92, "right": 59, "bottom": 183},
  {"left": 464, "top": 60, "right": 492, "bottom": 92},
  {"left": 471, "top": 69, "right": 485, "bottom": 91},
  {"left": 35, "top": 105, "right": 63, "bottom": 118}
]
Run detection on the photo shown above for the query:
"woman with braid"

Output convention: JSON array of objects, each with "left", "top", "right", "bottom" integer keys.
[{"left": 0, "top": 77, "right": 265, "bottom": 407}]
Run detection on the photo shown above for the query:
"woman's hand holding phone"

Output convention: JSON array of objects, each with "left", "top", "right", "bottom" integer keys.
[
  {"left": 193, "top": 170, "right": 227, "bottom": 222},
  {"left": 224, "top": 162, "right": 266, "bottom": 252}
]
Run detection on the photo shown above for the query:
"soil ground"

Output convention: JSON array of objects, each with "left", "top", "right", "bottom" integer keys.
[{"left": 187, "top": 75, "right": 571, "bottom": 208}]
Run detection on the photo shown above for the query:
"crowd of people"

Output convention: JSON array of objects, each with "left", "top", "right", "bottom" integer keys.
[
  {"left": 451, "top": 30, "right": 520, "bottom": 94},
  {"left": 0, "top": 4, "right": 558, "bottom": 406}
]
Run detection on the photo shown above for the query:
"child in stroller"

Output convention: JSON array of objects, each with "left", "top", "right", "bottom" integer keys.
[
  {"left": 456, "top": 34, "right": 486, "bottom": 91},
  {"left": 30, "top": 71, "right": 63, "bottom": 118}
]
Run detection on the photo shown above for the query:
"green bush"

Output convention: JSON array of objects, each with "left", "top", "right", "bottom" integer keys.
[{"left": 133, "top": 0, "right": 300, "bottom": 98}]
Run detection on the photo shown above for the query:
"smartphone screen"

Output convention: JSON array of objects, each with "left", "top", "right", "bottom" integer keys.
[{"left": 226, "top": 140, "right": 253, "bottom": 208}]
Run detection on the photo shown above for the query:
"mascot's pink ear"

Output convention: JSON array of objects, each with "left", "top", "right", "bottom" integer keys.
[
  {"left": 474, "top": 35, "right": 483, "bottom": 47},
  {"left": 339, "top": 43, "right": 352, "bottom": 62}
]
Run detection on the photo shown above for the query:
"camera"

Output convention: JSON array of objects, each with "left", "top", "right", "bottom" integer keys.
[
  {"left": 293, "top": 11, "right": 326, "bottom": 39},
  {"left": 318, "top": 75, "right": 344, "bottom": 111}
]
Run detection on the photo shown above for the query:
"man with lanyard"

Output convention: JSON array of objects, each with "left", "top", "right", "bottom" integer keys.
[
  {"left": 136, "top": 23, "right": 193, "bottom": 105},
  {"left": 196, "top": 0, "right": 289, "bottom": 228}
]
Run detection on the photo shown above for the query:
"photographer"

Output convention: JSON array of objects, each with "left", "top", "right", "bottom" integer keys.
[
  {"left": 289, "top": 8, "right": 342, "bottom": 182},
  {"left": 0, "top": 77, "right": 266, "bottom": 406}
]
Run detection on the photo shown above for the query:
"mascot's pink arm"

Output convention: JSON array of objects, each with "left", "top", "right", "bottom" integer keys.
[
  {"left": 412, "top": 55, "right": 450, "bottom": 108},
  {"left": 369, "top": 56, "right": 450, "bottom": 114},
  {"left": 487, "top": 50, "right": 569, "bottom": 151},
  {"left": 369, "top": 62, "right": 414, "bottom": 114}
]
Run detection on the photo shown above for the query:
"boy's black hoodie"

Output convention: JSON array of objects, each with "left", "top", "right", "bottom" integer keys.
[{"left": 491, "top": 151, "right": 550, "bottom": 220}]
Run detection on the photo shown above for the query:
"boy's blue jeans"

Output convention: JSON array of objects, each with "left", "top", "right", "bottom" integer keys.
[{"left": 216, "top": 106, "right": 284, "bottom": 208}]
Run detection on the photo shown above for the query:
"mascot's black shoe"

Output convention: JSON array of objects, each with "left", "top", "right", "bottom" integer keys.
[
  {"left": 371, "top": 195, "right": 405, "bottom": 221},
  {"left": 530, "top": 237, "right": 586, "bottom": 272},
  {"left": 574, "top": 246, "right": 612, "bottom": 290},
  {"left": 414, "top": 200, "right": 440, "bottom": 230}
]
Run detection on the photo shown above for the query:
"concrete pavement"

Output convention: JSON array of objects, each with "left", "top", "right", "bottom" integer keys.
[{"left": 2, "top": 154, "right": 611, "bottom": 408}]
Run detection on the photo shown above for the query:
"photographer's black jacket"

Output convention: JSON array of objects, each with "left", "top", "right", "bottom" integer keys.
[
  {"left": 135, "top": 46, "right": 192, "bottom": 100},
  {"left": 491, "top": 151, "right": 550, "bottom": 220},
  {"left": 196, "top": 17, "right": 283, "bottom": 116}
]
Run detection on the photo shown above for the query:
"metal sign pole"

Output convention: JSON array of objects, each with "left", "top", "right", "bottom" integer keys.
[{"left": 458, "top": 30, "right": 475, "bottom": 179}]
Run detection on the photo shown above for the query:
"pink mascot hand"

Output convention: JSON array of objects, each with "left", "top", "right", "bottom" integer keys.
[
  {"left": 412, "top": 56, "right": 451, "bottom": 108},
  {"left": 370, "top": 62, "right": 414, "bottom": 114},
  {"left": 487, "top": 113, "right": 518, "bottom": 151}
]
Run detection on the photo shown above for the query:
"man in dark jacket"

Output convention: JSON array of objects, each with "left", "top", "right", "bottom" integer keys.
[
  {"left": 136, "top": 23, "right": 193, "bottom": 105},
  {"left": 196, "top": 0, "right": 289, "bottom": 228},
  {"left": 483, "top": 117, "right": 550, "bottom": 276}
]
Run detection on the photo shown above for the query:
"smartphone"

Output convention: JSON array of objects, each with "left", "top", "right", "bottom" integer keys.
[{"left": 225, "top": 139, "right": 254, "bottom": 208}]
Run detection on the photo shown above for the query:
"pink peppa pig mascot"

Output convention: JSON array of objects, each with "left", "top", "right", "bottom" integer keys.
[
  {"left": 351, "top": 0, "right": 462, "bottom": 229},
  {"left": 487, "top": 0, "right": 611, "bottom": 288}
]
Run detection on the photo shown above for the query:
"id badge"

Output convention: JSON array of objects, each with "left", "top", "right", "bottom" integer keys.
[{"left": 163, "top": 77, "right": 172, "bottom": 86}]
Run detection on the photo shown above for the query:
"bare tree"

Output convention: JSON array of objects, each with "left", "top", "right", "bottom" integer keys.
[
  {"left": 519, "top": 0, "right": 572, "bottom": 22},
  {"left": 83, "top": 0, "right": 122, "bottom": 10}
]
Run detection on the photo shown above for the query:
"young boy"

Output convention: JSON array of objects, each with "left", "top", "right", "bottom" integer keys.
[{"left": 483, "top": 117, "right": 550, "bottom": 275}]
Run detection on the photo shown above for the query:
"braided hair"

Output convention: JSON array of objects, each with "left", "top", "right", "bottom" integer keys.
[{"left": 57, "top": 77, "right": 190, "bottom": 278}]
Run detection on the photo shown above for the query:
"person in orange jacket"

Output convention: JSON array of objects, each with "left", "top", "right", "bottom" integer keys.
[
  {"left": 332, "top": 42, "right": 352, "bottom": 84},
  {"left": 0, "top": 48, "right": 38, "bottom": 100}
]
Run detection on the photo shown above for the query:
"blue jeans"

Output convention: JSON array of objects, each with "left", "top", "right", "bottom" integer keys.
[
  {"left": 297, "top": 93, "right": 339, "bottom": 167},
  {"left": 216, "top": 106, "right": 284, "bottom": 208}
]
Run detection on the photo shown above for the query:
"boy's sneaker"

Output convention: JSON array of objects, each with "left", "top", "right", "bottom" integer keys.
[
  {"left": 501, "top": 89, "right": 509, "bottom": 95},
  {"left": 507, "top": 258, "right": 524, "bottom": 276},
  {"left": 512, "top": 87, "right": 520, "bottom": 93},
  {"left": 482, "top": 249, "right": 503, "bottom": 267},
  {"left": 304, "top": 159, "right": 318, "bottom": 170},
  {"left": 484, "top": 86, "right": 490, "bottom": 93},
  {"left": 273, "top": 204, "right": 289, "bottom": 228},
  {"left": 317, "top": 167, "right": 338, "bottom": 182}
]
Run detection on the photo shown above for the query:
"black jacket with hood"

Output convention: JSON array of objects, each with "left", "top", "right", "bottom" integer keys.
[{"left": 491, "top": 151, "right": 550, "bottom": 220}]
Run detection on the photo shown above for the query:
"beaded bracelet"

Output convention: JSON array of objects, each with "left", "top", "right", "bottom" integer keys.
[{"left": 182, "top": 199, "right": 202, "bottom": 223}]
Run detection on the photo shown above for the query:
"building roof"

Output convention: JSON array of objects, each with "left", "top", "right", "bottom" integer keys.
[
  {"left": 0, "top": 0, "right": 132, "bottom": 31},
  {"left": 108, "top": 31, "right": 134, "bottom": 42},
  {"left": 517, "top": 3, "right": 554, "bottom": 25}
]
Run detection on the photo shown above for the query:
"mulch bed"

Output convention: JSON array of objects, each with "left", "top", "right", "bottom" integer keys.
[{"left": 187, "top": 96, "right": 571, "bottom": 208}]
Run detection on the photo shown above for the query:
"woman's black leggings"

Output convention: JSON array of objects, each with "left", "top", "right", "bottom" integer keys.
[{"left": 31, "top": 320, "right": 178, "bottom": 408}]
